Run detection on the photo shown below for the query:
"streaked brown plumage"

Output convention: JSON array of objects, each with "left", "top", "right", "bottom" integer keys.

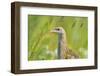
[{"left": 51, "top": 27, "right": 79, "bottom": 59}]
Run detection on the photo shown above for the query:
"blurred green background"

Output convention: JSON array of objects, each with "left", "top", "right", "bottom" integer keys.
[{"left": 28, "top": 15, "right": 88, "bottom": 61}]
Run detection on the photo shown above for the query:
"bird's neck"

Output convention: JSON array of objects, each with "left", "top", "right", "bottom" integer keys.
[
  {"left": 60, "top": 32, "right": 68, "bottom": 47},
  {"left": 58, "top": 32, "right": 68, "bottom": 59}
]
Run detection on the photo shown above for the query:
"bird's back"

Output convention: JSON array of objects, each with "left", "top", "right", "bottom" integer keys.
[{"left": 61, "top": 48, "right": 79, "bottom": 59}]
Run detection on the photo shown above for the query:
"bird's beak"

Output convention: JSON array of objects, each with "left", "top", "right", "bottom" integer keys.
[
  {"left": 50, "top": 27, "right": 58, "bottom": 33},
  {"left": 50, "top": 29, "right": 58, "bottom": 33}
]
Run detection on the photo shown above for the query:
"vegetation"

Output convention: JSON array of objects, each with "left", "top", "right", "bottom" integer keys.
[{"left": 28, "top": 15, "right": 88, "bottom": 61}]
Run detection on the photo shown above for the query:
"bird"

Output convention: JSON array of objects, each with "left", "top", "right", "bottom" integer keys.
[{"left": 51, "top": 27, "right": 79, "bottom": 59}]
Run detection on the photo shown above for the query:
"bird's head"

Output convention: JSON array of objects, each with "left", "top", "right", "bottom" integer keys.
[{"left": 50, "top": 27, "right": 65, "bottom": 34}]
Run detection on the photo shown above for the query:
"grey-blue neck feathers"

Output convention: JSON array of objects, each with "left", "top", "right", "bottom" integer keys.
[{"left": 58, "top": 33, "right": 62, "bottom": 59}]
